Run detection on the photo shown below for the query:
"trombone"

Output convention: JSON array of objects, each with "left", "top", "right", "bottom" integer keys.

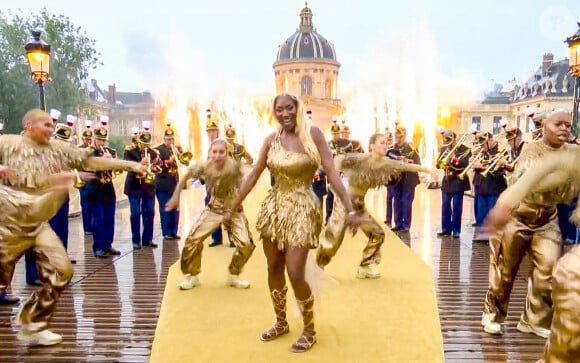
[
  {"left": 481, "top": 147, "right": 511, "bottom": 177},
  {"left": 171, "top": 144, "right": 192, "bottom": 166},
  {"left": 437, "top": 133, "right": 469, "bottom": 168},
  {"left": 458, "top": 147, "right": 485, "bottom": 180}
]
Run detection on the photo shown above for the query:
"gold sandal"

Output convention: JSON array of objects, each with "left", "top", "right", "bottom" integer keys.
[
  {"left": 260, "top": 322, "right": 290, "bottom": 341},
  {"left": 291, "top": 333, "right": 316, "bottom": 353}
]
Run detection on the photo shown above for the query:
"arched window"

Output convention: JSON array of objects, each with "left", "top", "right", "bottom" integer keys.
[
  {"left": 325, "top": 78, "right": 332, "bottom": 98},
  {"left": 301, "top": 76, "right": 312, "bottom": 96}
]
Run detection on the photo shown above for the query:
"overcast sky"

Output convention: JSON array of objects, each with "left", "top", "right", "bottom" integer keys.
[{"left": 3, "top": 0, "right": 579, "bottom": 96}]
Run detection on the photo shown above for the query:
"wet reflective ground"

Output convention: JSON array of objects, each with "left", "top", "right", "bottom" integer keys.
[{"left": 0, "top": 184, "right": 559, "bottom": 362}]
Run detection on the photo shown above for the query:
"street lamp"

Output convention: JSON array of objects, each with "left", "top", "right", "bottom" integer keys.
[
  {"left": 565, "top": 22, "right": 580, "bottom": 138},
  {"left": 25, "top": 30, "right": 51, "bottom": 111}
]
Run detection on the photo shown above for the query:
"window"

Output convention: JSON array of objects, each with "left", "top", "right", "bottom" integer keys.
[
  {"left": 492, "top": 116, "right": 502, "bottom": 134},
  {"left": 301, "top": 76, "right": 312, "bottom": 96},
  {"left": 325, "top": 79, "right": 332, "bottom": 99},
  {"left": 471, "top": 116, "right": 481, "bottom": 131},
  {"left": 516, "top": 115, "right": 521, "bottom": 129}
]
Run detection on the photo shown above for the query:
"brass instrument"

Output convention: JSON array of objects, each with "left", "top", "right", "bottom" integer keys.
[
  {"left": 143, "top": 149, "right": 161, "bottom": 184},
  {"left": 73, "top": 169, "right": 85, "bottom": 188},
  {"left": 437, "top": 135, "right": 468, "bottom": 168},
  {"left": 458, "top": 147, "right": 485, "bottom": 180},
  {"left": 171, "top": 144, "right": 192, "bottom": 166},
  {"left": 481, "top": 147, "right": 511, "bottom": 177},
  {"left": 97, "top": 144, "right": 123, "bottom": 177}
]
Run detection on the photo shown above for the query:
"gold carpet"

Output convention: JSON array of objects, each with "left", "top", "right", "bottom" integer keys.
[{"left": 151, "top": 183, "right": 443, "bottom": 363}]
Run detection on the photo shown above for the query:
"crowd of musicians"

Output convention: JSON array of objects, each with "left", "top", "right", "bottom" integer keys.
[{"left": 0, "top": 103, "right": 579, "bottom": 361}]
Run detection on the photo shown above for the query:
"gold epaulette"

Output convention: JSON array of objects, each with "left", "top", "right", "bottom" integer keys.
[{"left": 124, "top": 144, "right": 136, "bottom": 151}]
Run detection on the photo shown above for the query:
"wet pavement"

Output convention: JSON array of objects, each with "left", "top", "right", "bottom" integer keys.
[{"left": 0, "top": 183, "right": 557, "bottom": 362}]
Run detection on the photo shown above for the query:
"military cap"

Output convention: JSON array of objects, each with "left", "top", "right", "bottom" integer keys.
[
  {"left": 54, "top": 123, "right": 72, "bottom": 141},
  {"left": 394, "top": 125, "right": 406, "bottom": 137},
  {"left": 50, "top": 109, "right": 61, "bottom": 122},
  {"left": 225, "top": 124, "right": 236, "bottom": 140},
  {"left": 341, "top": 121, "right": 350, "bottom": 133},
  {"left": 94, "top": 127, "right": 108, "bottom": 141},
  {"left": 441, "top": 130, "right": 456, "bottom": 146},
  {"left": 475, "top": 131, "right": 493, "bottom": 144},
  {"left": 330, "top": 120, "right": 341, "bottom": 134},
  {"left": 532, "top": 112, "right": 545, "bottom": 126},
  {"left": 82, "top": 119, "right": 93, "bottom": 138},
  {"left": 164, "top": 127, "right": 175, "bottom": 138},
  {"left": 504, "top": 127, "right": 521, "bottom": 141}
]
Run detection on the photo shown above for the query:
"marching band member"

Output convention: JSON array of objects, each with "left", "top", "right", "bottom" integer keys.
[
  {"left": 504, "top": 126, "right": 526, "bottom": 174},
  {"left": 340, "top": 120, "right": 364, "bottom": 153},
  {"left": 124, "top": 121, "right": 162, "bottom": 250},
  {"left": 155, "top": 123, "right": 182, "bottom": 240},
  {"left": 436, "top": 130, "right": 471, "bottom": 238},
  {"left": 25, "top": 113, "right": 77, "bottom": 286},
  {"left": 384, "top": 130, "right": 397, "bottom": 227},
  {"left": 78, "top": 119, "right": 94, "bottom": 236},
  {"left": 88, "top": 121, "right": 122, "bottom": 258},
  {"left": 316, "top": 133, "right": 429, "bottom": 278},
  {"left": 0, "top": 109, "right": 145, "bottom": 345},
  {"left": 481, "top": 109, "right": 575, "bottom": 338},
  {"left": 471, "top": 132, "right": 507, "bottom": 242},
  {"left": 484, "top": 146, "right": 579, "bottom": 363},
  {"left": 225, "top": 124, "right": 253, "bottom": 164},
  {"left": 325, "top": 118, "right": 351, "bottom": 224},
  {"left": 386, "top": 125, "right": 421, "bottom": 232},
  {"left": 166, "top": 138, "right": 255, "bottom": 290}
]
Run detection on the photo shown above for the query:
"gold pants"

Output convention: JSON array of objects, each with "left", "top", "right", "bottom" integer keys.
[
  {"left": 0, "top": 223, "right": 73, "bottom": 332},
  {"left": 483, "top": 206, "right": 561, "bottom": 330},
  {"left": 538, "top": 246, "right": 580, "bottom": 363},
  {"left": 181, "top": 208, "right": 255, "bottom": 276},
  {"left": 316, "top": 195, "right": 384, "bottom": 268}
]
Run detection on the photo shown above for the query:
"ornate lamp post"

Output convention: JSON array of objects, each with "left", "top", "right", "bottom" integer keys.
[
  {"left": 565, "top": 23, "right": 580, "bottom": 138},
  {"left": 25, "top": 30, "right": 51, "bottom": 111}
]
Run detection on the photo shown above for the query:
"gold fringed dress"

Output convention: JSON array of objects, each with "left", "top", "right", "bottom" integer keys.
[
  {"left": 176, "top": 158, "right": 255, "bottom": 276},
  {"left": 316, "top": 153, "right": 427, "bottom": 267},
  {"left": 257, "top": 132, "right": 321, "bottom": 251}
]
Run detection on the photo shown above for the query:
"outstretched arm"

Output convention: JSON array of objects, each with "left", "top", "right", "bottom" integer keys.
[
  {"left": 311, "top": 127, "right": 354, "bottom": 214},
  {"left": 228, "top": 133, "right": 274, "bottom": 213},
  {"left": 83, "top": 156, "right": 145, "bottom": 174},
  {"left": 166, "top": 162, "right": 203, "bottom": 210}
]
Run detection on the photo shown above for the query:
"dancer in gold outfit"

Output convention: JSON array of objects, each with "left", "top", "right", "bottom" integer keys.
[
  {"left": 226, "top": 94, "right": 359, "bottom": 353},
  {"left": 316, "top": 133, "right": 429, "bottom": 278},
  {"left": 481, "top": 109, "right": 576, "bottom": 338},
  {"left": 485, "top": 147, "right": 579, "bottom": 363},
  {"left": 0, "top": 109, "right": 146, "bottom": 346},
  {"left": 166, "top": 139, "right": 255, "bottom": 290}
]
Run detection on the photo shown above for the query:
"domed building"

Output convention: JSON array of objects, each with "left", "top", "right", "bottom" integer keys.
[{"left": 273, "top": 3, "right": 342, "bottom": 125}]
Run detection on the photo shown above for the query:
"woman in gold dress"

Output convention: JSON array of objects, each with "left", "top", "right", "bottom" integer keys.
[
  {"left": 226, "top": 94, "right": 359, "bottom": 353},
  {"left": 486, "top": 147, "right": 579, "bottom": 363},
  {"left": 166, "top": 139, "right": 255, "bottom": 290},
  {"left": 316, "top": 133, "right": 429, "bottom": 278}
]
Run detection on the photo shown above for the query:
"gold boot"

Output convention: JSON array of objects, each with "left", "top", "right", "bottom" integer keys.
[
  {"left": 260, "top": 286, "right": 290, "bottom": 341},
  {"left": 291, "top": 294, "right": 316, "bottom": 353}
]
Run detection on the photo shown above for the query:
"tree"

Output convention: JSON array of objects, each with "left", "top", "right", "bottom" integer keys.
[{"left": 0, "top": 9, "right": 102, "bottom": 133}]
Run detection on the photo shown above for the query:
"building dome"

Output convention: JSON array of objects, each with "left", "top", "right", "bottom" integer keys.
[{"left": 275, "top": 3, "right": 337, "bottom": 63}]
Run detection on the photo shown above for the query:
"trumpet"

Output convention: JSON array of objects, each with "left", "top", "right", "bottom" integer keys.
[
  {"left": 97, "top": 145, "right": 123, "bottom": 177},
  {"left": 73, "top": 169, "right": 85, "bottom": 188},
  {"left": 143, "top": 149, "right": 161, "bottom": 184},
  {"left": 481, "top": 147, "right": 511, "bottom": 177},
  {"left": 171, "top": 144, "right": 192, "bottom": 166},
  {"left": 438, "top": 139, "right": 468, "bottom": 168}
]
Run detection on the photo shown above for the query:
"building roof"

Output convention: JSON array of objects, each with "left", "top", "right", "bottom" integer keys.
[
  {"left": 275, "top": 4, "right": 338, "bottom": 64},
  {"left": 114, "top": 92, "right": 153, "bottom": 105}
]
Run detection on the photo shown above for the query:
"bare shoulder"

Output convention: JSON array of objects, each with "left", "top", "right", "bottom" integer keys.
[
  {"left": 309, "top": 125, "right": 324, "bottom": 138},
  {"left": 263, "top": 132, "right": 277, "bottom": 148}
]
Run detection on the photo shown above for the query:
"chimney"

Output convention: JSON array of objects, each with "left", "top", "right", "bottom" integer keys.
[
  {"left": 542, "top": 53, "right": 554, "bottom": 75},
  {"left": 107, "top": 84, "right": 117, "bottom": 104}
]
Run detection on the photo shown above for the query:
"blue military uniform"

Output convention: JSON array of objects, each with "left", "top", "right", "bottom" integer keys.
[
  {"left": 387, "top": 127, "right": 421, "bottom": 231},
  {"left": 25, "top": 115, "right": 75, "bottom": 285},
  {"left": 88, "top": 126, "right": 121, "bottom": 257},
  {"left": 436, "top": 130, "right": 471, "bottom": 238},
  {"left": 472, "top": 133, "right": 507, "bottom": 230},
  {"left": 557, "top": 135, "right": 580, "bottom": 244},
  {"left": 326, "top": 120, "right": 356, "bottom": 224},
  {"left": 124, "top": 127, "right": 160, "bottom": 249},
  {"left": 155, "top": 126, "right": 181, "bottom": 240}
]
